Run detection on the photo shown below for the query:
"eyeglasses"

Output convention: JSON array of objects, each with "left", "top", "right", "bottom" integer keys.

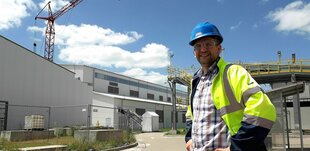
[{"left": 193, "top": 41, "right": 217, "bottom": 52}]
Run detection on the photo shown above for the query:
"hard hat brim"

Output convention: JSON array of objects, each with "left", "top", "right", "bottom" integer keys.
[{"left": 189, "top": 35, "right": 223, "bottom": 46}]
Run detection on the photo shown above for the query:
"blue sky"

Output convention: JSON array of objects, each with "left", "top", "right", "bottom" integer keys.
[{"left": 1, "top": 0, "right": 310, "bottom": 86}]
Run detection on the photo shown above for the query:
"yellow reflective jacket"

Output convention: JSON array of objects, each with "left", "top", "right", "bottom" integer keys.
[{"left": 186, "top": 58, "right": 276, "bottom": 137}]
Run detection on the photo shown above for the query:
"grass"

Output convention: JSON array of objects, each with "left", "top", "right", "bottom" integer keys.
[{"left": 0, "top": 130, "right": 136, "bottom": 151}]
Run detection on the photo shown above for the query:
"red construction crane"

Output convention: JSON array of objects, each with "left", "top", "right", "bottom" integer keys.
[{"left": 35, "top": 0, "right": 83, "bottom": 62}]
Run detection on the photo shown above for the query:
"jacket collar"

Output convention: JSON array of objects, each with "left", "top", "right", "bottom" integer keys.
[{"left": 193, "top": 57, "right": 222, "bottom": 80}]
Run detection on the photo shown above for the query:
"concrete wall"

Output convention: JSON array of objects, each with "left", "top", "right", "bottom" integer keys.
[{"left": 0, "top": 36, "right": 92, "bottom": 130}]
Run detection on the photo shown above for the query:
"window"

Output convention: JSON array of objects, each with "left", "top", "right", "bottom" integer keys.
[
  {"left": 95, "top": 72, "right": 188, "bottom": 95},
  {"left": 108, "top": 81, "right": 119, "bottom": 94},
  {"left": 171, "top": 111, "right": 178, "bottom": 123},
  {"left": 155, "top": 110, "right": 164, "bottom": 123},
  {"left": 109, "top": 82, "right": 118, "bottom": 86},
  {"left": 167, "top": 97, "right": 171, "bottom": 102},
  {"left": 159, "top": 95, "right": 163, "bottom": 101},
  {"left": 147, "top": 93, "right": 154, "bottom": 100},
  {"left": 130, "top": 90, "right": 139, "bottom": 97},
  {"left": 135, "top": 108, "right": 145, "bottom": 116},
  {"left": 108, "top": 86, "right": 119, "bottom": 94}
]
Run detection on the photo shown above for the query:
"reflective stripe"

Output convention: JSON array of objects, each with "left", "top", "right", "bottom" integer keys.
[
  {"left": 219, "top": 64, "right": 243, "bottom": 116},
  {"left": 241, "top": 86, "right": 261, "bottom": 107},
  {"left": 219, "top": 65, "right": 263, "bottom": 116},
  {"left": 243, "top": 114, "right": 274, "bottom": 129}
]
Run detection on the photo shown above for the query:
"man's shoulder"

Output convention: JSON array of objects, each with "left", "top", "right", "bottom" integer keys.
[{"left": 227, "top": 64, "right": 247, "bottom": 72}]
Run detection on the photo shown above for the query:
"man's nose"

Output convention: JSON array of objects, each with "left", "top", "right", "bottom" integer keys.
[{"left": 200, "top": 45, "right": 208, "bottom": 52}]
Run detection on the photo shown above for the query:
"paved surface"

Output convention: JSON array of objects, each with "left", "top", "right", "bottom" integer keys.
[
  {"left": 123, "top": 132, "right": 186, "bottom": 151},
  {"left": 123, "top": 132, "right": 310, "bottom": 151}
]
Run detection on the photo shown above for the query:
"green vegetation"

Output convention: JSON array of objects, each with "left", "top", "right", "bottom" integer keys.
[{"left": 0, "top": 130, "right": 136, "bottom": 151}]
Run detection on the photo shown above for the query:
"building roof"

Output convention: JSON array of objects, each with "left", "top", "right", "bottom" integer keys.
[{"left": 94, "top": 91, "right": 172, "bottom": 106}]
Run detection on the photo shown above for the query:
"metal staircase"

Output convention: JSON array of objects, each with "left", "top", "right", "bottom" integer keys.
[{"left": 118, "top": 108, "right": 142, "bottom": 130}]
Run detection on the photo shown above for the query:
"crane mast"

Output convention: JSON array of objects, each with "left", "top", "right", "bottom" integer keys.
[{"left": 35, "top": 0, "right": 83, "bottom": 62}]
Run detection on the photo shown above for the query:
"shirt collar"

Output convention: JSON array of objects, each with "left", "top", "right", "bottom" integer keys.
[{"left": 197, "top": 57, "right": 220, "bottom": 77}]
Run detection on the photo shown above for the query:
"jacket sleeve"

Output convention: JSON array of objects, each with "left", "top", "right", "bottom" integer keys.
[
  {"left": 228, "top": 65, "right": 276, "bottom": 150},
  {"left": 185, "top": 119, "right": 192, "bottom": 143},
  {"left": 185, "top": 105, "right": 192, "bottom": 143},
  {"left": 230, "top": 122, "right": 270, "bottom": 151}
]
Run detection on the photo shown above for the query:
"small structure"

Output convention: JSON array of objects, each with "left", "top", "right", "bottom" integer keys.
[
  {"left": 24, "top": 115, "right": 44, "bottom": 130},
  {"left": 142, "top": 111, "right": 159, "bottom": 132}
]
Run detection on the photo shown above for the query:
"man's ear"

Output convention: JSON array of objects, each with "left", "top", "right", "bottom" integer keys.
[{"left": 217, "top": 45, "right": 222, "bottom": 53}]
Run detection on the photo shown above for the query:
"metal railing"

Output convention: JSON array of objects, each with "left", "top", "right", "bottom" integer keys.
[{"left": 238, "top": 59, "right": 310, "bottom": 75}]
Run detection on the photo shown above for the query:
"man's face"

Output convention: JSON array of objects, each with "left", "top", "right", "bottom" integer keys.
[{"left": 193, "top": 37, "right": 222, "bottom": 68}]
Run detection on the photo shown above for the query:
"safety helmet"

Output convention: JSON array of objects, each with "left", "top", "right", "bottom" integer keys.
[{"left": 189, "top": 22, "right": 223, "bottom": 46}]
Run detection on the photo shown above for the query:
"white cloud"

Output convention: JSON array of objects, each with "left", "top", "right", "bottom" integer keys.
[
  {"left": 120, "top": 68, "right": 168, "bottom": 86},
  {"left": 267, "top": 1, "right": 310, "bottom": 36},
  {"left": 54, "top": 24, "right": 143, "bottom": 46},
  {"left": 27, "top": 26, "right": 44, "bottom": 33},
  {"left": 28, "top": 23, "right": 170, "bottom": 69},
  {"left": 230, "top": 21, "right": 242, "bottom": 30},
  {"left": 39, "top": 0, "right": 70, "bottom": 13},
  {"left": 0, "top": 0, "right": 36, "bottom": 30}
]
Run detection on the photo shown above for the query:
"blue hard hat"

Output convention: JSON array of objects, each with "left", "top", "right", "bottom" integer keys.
[{"left": 189, "top": 22, "right": 223, "bottom": 46}]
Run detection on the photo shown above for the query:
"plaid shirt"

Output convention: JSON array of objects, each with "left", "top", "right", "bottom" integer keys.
[{"left": 192, "top": 60, "right": 230, "bottom": 151}]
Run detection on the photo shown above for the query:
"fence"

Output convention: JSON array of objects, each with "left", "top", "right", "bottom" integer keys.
[
  {"left": 266, "top": 82, "right": 306, "bottom": 150},
  {"left": 0, "top": 103, "right": 143, "bottom": 143}
]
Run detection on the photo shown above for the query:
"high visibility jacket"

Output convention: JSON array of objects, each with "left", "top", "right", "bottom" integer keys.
[{"left": 185, "top": 58, "right": 276, "bottom": 149}]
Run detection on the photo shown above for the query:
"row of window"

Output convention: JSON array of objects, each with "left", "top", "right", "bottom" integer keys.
[
  {"left": 95, "top": 72, "right": 187, "bottom": 97},
  {"left": 109, "top": 85, "right": 171, "bottom": 102}
]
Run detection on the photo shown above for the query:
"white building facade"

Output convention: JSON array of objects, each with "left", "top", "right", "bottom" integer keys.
[
  {"left": 0, "top": 35, "right": 93, "bottom": 130},
  {"left": 62, "top": 65, "right": 188, "bottom": 129}
]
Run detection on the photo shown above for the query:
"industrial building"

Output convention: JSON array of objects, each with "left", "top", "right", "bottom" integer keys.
[
  {"left": 1, "top": 33, "right": 310, "bottom": 133},
  {"left": 0, "top": 35, "right": 187, "bottom": 130},
  {"left": 61, "top": 64, "right": 188, "bottom": 129},
  {"left": 0, "top": 35, "right": 92, "bottom": 130}
]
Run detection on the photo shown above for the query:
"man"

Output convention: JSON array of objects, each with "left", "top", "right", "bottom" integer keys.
[{"left": 185, "top": 22, "right": 276, "bottom": 151}]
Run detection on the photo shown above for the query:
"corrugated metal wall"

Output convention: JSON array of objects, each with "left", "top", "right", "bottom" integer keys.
[{"left": 0, "top": 35, "right": 93, "bottom": 130}]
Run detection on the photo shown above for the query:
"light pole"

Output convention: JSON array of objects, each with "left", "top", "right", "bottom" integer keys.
[
  {"left": 167, "top": 80, "right": 177, "bottom": 133},
  {"left": 277, "top": 51, "right": 282, "bottom": 64}
]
